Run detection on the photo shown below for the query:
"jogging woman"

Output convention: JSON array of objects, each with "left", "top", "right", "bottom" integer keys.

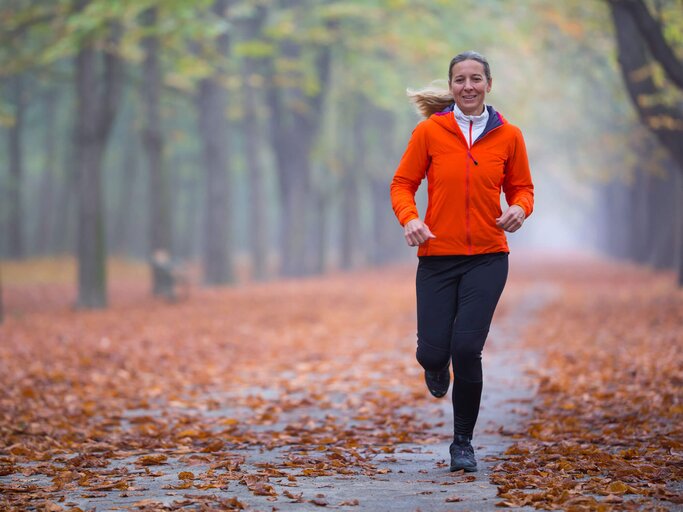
[{"left": 390, "top": 50, "right": 534, "bottom": 472}]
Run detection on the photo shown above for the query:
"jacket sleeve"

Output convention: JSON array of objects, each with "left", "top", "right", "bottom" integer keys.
[
  {"left": 390, "top": 121, "right": 430, "bottom": 226},
  {"left": 503, "top": 128, "right": 534, "bottom": 218}
]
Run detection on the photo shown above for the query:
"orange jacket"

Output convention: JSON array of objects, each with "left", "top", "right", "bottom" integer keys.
[{"left": 390, "top": 106, "right": 534, "bottom": 256}]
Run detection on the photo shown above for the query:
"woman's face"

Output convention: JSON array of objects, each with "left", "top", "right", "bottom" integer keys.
[{"left": 449, "top": 59, "right": 492, "bottom": 116}]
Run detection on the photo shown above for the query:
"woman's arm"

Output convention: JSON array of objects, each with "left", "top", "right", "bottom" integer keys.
[
  {"left": 500, "top": 128, "right": 534, "bottom": 231},
  {"left": 390, "top": 122, "right": 431, "bottom": 227}
]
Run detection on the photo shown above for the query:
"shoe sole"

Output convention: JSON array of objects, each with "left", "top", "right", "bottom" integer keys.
[
  {"left": 428, "top": 388, "right": 448, "bottom": 398},
  {"left": 449, "top": 464, "right": 477, "bottom": 472}
]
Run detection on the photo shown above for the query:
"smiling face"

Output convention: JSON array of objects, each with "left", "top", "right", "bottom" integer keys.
[{"left": 449, "top": 59, "right": 492, "bottom": 116}]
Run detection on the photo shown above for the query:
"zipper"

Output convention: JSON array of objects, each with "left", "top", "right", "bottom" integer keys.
[
  {"left": 454, "top": 113, "right": 504, "bottom": 255},
  {"left": 464, "top": 117, "right": 504, "bottom": 253},
  {"left": 467, "top": 120, "right": 478, "bottom": 165},
  {"left": 465, "top": 121, "right": 473, "bottom": 254}
]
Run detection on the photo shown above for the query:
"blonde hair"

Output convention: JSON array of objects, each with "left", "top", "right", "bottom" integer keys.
[{"left": 407, "top": 83, "right": 453, "bottom": 119}]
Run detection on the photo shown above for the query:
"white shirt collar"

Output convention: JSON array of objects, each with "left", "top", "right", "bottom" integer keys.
[
  {"left": 452, "top": 103, "right": 489, "bottom": 147},
  {"left": 452, "top": 103, "right": 489, "bottom": 123}
]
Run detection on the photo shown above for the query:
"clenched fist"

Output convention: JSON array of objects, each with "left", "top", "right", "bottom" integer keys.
[
  {"left": 404, "top": 218, "right": 436, "bottom": 247},
  {"left": 495, "top": 205, "right": 526, "bottom": 233}
]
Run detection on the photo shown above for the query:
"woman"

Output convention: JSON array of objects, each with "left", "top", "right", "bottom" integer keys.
[{"left": 390, "top": 51, "right": 534, "bottom": 472}]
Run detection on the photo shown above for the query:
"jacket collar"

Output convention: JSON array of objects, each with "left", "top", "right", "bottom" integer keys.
[{"left": 432, "top": 103, "right": 506, "bottom": 141}]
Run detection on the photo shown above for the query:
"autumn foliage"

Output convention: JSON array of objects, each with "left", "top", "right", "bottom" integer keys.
[
  {"left": 492, "top": 257, "right": 683, "bottom": 510},
  {"left": 1, "top": 259, "right": 438, "bottom": 510},
  {"left": 1, "top": 256, "right": 681, "bottom": 511}
]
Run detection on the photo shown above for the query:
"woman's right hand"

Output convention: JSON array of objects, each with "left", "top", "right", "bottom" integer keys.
[{"left": 404, "top": 218, "right": 436, "bottom": 247}]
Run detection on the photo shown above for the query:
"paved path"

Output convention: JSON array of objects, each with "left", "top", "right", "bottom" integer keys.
[
  {"left": 68, "top": 286, "right": 552, "bottom": 511},
  {"left": 1, "top": 269, "right": 556, "bottom": 512}
]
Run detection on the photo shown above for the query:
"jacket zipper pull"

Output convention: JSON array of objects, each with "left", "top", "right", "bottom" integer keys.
[{"left": 468, "top": 120, "right": 478, "bottom": 165}]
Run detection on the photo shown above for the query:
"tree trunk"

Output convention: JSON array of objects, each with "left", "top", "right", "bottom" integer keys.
[
  {"left": 608, "top": 1, "right": 683, "bottom": 171},
  {"left": 618, "top": 0, "right": 683, "bottom": 89},
  {"left": 0, "top": 268, "right": 4, "bottom": 324},
  {"left": 602, "top": 179, "right": 631, "bottom": 262},
  {"left": 340, "top": 171, "right": 359, "bottom": 270},
  {"left": 267, "top": 48, "right": 311, "bottom": 277},
  {"left": 112, "top": 112, "right": 140, "bottom": 255},
  {"left": 141, "top": 6, "right": 172, "bottom": 295},
  {"left": 309, "top": 186, "right": 327, "bottom": 274},
  {"left": 340, "top": 104, "right": 365, "bottom": 270},
  {"left": 600, "top": 183, "right": 615, "bottom": 257},
  {"left": 280, "top": 144, "right": 311, "bottom": 277},
  {"left": 37, "top": 87, "right": 58, "bottom": 255},
  {"left": 55, "top": 137, "right": 77, "bottom": 255},
  {"left": 368, "top": 108, "right": 401, "bottom": 265},
  {"left": 172, "top": 156, "right": 200, "bottom": 261},
  {"left": 630, "top": 168, "right": 650, "bottom": 264},
  {"left": 197, "top": 78, "right": 233, "bottom": 285},
  {"left": 676, "top": 171, "right": 683, "bottom": 286},
  {"left": 649, "top": 166, "right": 675, "bottom": 269},
  {"left": 267, "top": 31, "right": 333, "bottom": 276},
  {"left": 197, "top": 0, "right": 233, "bottom": 285},
  {"left": 370, "top": 177, "right": 391, "bottom": 264},
  {"left": 608, "top": 0, "right": 683, "bottom": 284},
  {"left": 7, "top": 75, "right": 25, "bottom": 259},
  {"left": 241, "top": 5, "right": 269, "bottom": 281},
  {"left": 74, "top": 22, "right": 124, "bottom": 309},
  {"left": 75, "top": 54, "right": 107, "bottom": 309}
]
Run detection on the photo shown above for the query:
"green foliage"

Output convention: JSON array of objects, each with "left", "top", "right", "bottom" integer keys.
[
  {"left": 2, "top": 0, "right": 681, "bottom": 266},
  {"left": 233, "top": 40, "right": 275, "bottom": 59}
]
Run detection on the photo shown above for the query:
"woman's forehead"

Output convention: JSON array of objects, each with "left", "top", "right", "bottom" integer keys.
[{"left": 451, "top": 60, "right": 485, "bottom": 75}]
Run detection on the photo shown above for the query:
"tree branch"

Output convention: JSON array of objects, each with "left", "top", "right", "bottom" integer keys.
[
  {"left": 619, "top": 0, "right": 683, "bottom": 90},
  {"left": 608, "top": 0, "right": 683, "bottom": 170}
]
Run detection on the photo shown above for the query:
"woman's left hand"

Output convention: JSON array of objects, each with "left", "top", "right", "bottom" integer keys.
[{"left": 496, "top": 205, "right": 526, "bottom": 232}]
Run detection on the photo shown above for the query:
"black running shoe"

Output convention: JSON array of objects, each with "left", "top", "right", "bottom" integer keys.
[
  {"left": 449, "top": 435, "right": 477, "bottom": 472},
  {"left": 424, "top": 364, "right": 450, "bottom": 398}
]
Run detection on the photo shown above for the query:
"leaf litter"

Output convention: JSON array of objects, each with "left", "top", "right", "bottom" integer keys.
[
  {"left": 0, "top": 263, "right": 452, "bottom": 509},
  {"left": 1, "top": 256, "right": 680, "bottom": 510},
  {"left": 491, "top": 257, "right": 682, "bottom": 510}
]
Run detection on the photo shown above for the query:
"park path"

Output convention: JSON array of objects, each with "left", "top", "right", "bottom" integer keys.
[{"left": 2, "top": 256, "right": 555, "bottom": 511}]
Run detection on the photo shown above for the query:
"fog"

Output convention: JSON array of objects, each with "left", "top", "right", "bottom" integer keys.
[{"left": 1, "top": 0, "right": 680, "bottom": 300}]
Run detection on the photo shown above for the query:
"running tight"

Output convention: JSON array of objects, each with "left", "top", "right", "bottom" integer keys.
[{"left": 415, "top": 252, "right": 508, "bottom": 439}]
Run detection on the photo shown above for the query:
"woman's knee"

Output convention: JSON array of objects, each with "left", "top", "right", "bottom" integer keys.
[{"left": 416, "top": 339, "right": 450, "bottom": 371}]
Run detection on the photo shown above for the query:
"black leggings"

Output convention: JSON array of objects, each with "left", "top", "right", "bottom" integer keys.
[{"left": 415, "top": 252, "right": 508, "bottom": 439}]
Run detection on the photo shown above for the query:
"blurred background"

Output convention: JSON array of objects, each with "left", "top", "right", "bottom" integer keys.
[{"left": 0, "top": 0, "right": 681, "bottom": 309}]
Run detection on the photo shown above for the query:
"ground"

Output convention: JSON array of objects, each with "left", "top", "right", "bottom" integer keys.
[{"left": 0, "top": 253, "right": 681, "bottom": 511}]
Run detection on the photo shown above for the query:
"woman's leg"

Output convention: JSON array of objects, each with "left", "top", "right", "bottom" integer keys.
[
  {"left": 450, "top": 253, "right": 508, "bottom": 438},
  {"left": 415, "top": 258, "right": 460, "bottom": 372}
]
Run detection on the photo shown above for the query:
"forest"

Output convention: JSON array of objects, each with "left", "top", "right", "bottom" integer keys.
[
  {"left": 0, "top": 0, "right": 682, "bottom": 304},
  {"left": 1, "top": 2, "right": 682, "bottom": 511}
]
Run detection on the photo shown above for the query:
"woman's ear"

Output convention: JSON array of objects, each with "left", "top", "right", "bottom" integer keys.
[{"left": 486, "top": 79, "right": 492, "bottom": 93}]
